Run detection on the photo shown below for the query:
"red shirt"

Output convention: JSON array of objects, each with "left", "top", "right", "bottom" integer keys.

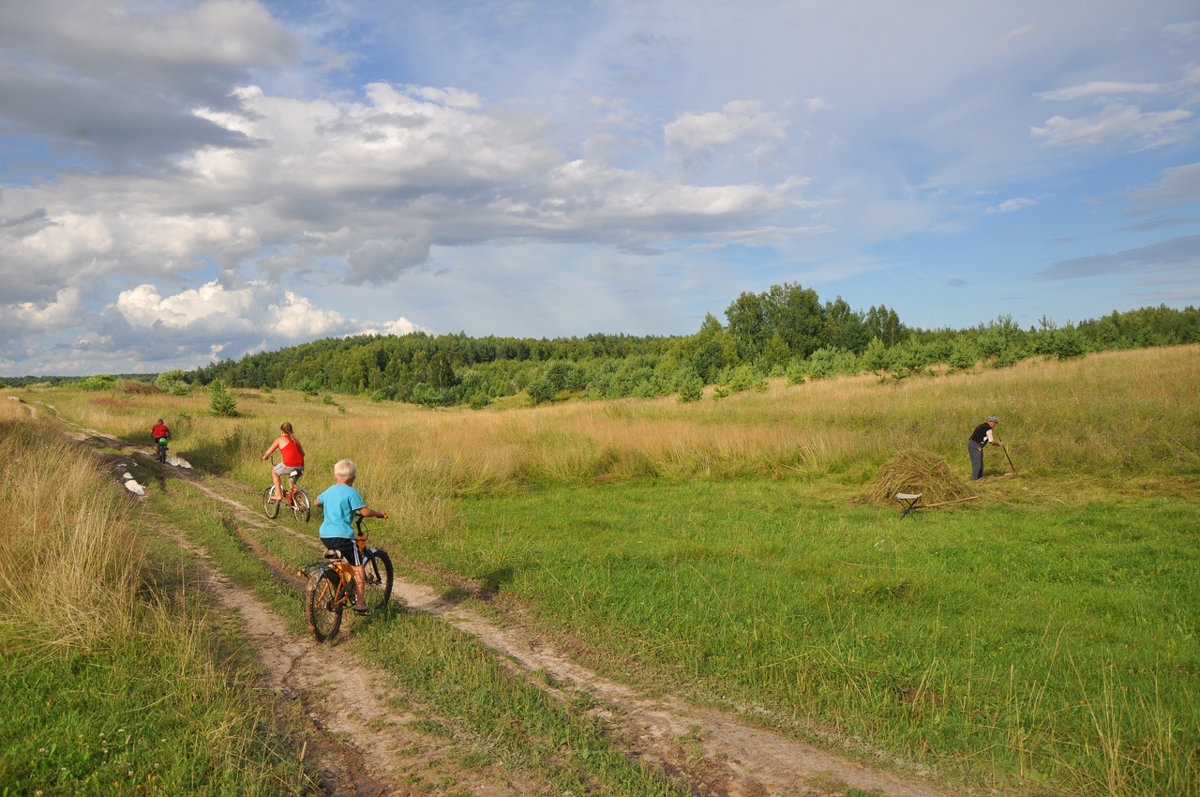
[
  {"left": 280, "top": 434, "right": 304, "bottom": 467},
  {"left": 151, "top": 424, "right": 170, "bottom": 439}
]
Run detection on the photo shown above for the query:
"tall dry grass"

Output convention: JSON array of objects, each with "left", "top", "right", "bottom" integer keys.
[
  {"left": 0, "top": 405, "right": 142, "bottom": 656},
  {"left": 17, "top": 344, "right": 1200, "bottom": 518}
]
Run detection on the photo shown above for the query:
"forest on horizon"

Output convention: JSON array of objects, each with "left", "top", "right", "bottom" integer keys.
[{"left": 5, "top": 284, "right": 1199, "bottom": 409}]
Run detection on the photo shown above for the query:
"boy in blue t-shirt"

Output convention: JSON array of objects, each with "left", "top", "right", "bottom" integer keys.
[{"left": 315, "top": 459, "right": 387, "bottom": 615}]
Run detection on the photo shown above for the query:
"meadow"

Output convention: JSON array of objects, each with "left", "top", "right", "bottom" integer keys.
[
  {"left": 0, "top": 398, "right": 314, "bottom": 794},
  {"left": 6, "top": 344, "right": 1199, "bottom": 795}
]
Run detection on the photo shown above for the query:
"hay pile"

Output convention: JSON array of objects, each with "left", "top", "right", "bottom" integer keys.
[{"left": 859, "top": 448, "right": 976, "bottom": 505}]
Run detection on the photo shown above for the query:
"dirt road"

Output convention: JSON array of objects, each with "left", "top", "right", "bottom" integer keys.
[{"left": 47, "top": 404, "right": 957, "bottom": 797}]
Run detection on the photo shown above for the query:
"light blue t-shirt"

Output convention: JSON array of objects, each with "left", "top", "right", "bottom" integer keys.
[{"left": 317, "top": 482, "right": 366, "bottom": 539}]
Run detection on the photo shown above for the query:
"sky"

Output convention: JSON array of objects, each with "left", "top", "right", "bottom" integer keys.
[{"left": 1, "top": 0, "right": 1199, "bottom": 376}]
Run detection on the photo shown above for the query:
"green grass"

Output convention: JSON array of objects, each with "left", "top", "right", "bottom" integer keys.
[
  {"left": 425, "top": 479, "right": 1200, "bottom": 795},
  {"left": 0, "top": 415, "right": 315, "bottom": 796},
  {"left": 10, "top": 344, "right": 1200, "bottom": 795},
  {"left": 149, "top": 474, "right": 691, "bottom": 796}
]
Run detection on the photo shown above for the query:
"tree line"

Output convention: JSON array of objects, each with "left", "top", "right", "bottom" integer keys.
[{"left": 5, "top": 286, "right": 1199, "bottom": 407}]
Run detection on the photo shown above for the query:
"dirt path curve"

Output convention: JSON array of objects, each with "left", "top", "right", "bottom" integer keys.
[
  {"left": 162, "top": 521, "right": 545, "bottom": 797},
  {"left": 32, "top": 402, "right": 957, "bottom": 797},
  {"left": 186, "top": 462, "right": 956, "bottom": 797}
]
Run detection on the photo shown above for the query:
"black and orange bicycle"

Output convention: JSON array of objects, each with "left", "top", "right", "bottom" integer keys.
[{"left": 300, "top": 513, "right": 393, "bottom": 642}]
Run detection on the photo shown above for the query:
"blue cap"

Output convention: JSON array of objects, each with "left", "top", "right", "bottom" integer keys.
[{"left": 987, "top": 415, "right": 998, "bottom": 423}]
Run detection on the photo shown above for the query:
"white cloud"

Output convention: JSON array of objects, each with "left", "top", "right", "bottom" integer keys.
[
  {"left": 664, "top": 101, "right": 788, "bottom": 167},
  {"left": 0, "top": 287, "right": 85, "bottom": 335},
  {"left": 987, "top": 197, "right": 1037, "bottom": 214},
  {"left": 1037, "top": 81, "right": 1162, "bottom": 101},
  {"left": 114, "top": 281, "right": 354, "bottom": 340},
  {"left": 1129, "top": 161, "right": 1200, "bottom": 211},
  {"left": 1030, "top": 104, "right": 1192, "bottom": 149}
]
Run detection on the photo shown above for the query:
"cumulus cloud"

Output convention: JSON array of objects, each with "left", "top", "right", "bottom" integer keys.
[
  {"left": 0, "top": 287, "right": 85, "bottom": 337},
  {"left": 114, "top": 281, "right": 363, "bottom": 341},
  {"left": 0, "top": 279, "right": 424, "bottom": 374},
  {"left": 346, "top": 234, "right": 434, "bottom": 285},
  {"left": 3, "top": 0, "right": 1198, "bottom": 374},
  {"left": 0, "top": 0, "right": 300, "bottom": 165}
]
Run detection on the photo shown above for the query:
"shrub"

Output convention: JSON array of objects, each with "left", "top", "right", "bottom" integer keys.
[
  {"left": 1052, "top": 327, "right": 1088, "bottom": 360},
  {"left": 154, "top": 370, "right": 189, "bottom": 394},
  {"left": 947, "top": 337, "right": 977, "bottom": 372},
  {"left": 527, "top": 376, "right": 557, "bottom": 405},
  {"left": 78, "top": 375, "right": 116, "bottom": 391},
  {"left": 677, "top": 373, "right": 704, "bottom": 402},
  {"left": 208, "top": 379, "right": 238, "bottom": 417}
]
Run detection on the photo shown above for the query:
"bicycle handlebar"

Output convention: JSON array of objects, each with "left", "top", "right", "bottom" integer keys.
[{"left": 352, "top": 511, "right": 387, "bottom": 535}]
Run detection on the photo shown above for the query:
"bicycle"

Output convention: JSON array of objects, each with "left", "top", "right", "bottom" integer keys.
[
  {"left": 300, "top": 513, "right": 393, "bottom": 643},
  {"left": 263, "top": 455, "right": 310, "bottom": 522},
  {"left": 155, "top": 438, "right": 168, "bottom": 463}
]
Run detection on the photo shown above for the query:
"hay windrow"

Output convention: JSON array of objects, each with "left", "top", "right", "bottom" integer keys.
[{"left": 858, "top": 449, "right": 976, "bottom": 505}]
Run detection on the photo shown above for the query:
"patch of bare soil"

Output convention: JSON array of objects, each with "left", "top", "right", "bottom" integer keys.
[
  {"left": 163, "top": 520, "right": 548, "bottom": 796},
  {"left": 58, "top": 409, "right": 956, "bottom": 797}
]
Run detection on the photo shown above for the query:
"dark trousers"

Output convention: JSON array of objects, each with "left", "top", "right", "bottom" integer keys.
[{"left": 968, "top": 440, "right": 985, "bottom": 481}]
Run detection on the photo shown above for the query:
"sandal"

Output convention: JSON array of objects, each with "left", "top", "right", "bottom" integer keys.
[{"left": 352, "top": 606, "right": 372, "bottom": 616}]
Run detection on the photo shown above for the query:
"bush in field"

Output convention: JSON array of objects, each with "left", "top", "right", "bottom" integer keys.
[
  {"left": 208, "top": 379, "right": 238, "bottom": 417},
  {"left": 526, "top": 375, "right": 556, "bottom": 405},
  {"left": 977, "top": 315, "right": 1025, "bottom": 368},
  {"left": 1052, "top": 326, "right": 1088, "bottom": 360},
  {"left": 807, "top": 347, "right": 856, "bottom": 380},
  {"left": 891, "top": 339, "right": 931, "bottom": 379},
  {"left": 294, "top": 377, "right": 320, "bottom": 396},
  {"left": 862, "top": 337, "right": 892, "bottom": 376},
  {"left": 154, "top": 369, "right": 190, "bottom": 395},
  {"left": 78, "top": 374, "right": 116, "bottom": 391},
  {"left": 718, "top": 364, "right": 767, "bottom": 393},
  {"left": 785, "top": 358, "right": 807, "bottom": 385},
  {"left": 947, "top": 337, "right": 977, "bottom": 372},
  {"left": 119, "top": 380, "right": 158, "bottom": 395},
  {"left": 676, "top": 371, "right": 704, "bottom": 402}
]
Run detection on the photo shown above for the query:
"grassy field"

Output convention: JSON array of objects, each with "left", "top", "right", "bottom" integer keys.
[
  {"left": 0, "top": 400, "right": 315, "bottom": 795},
  {"left": 6, "top": 344, "right": 1199, "bottom": 795}
]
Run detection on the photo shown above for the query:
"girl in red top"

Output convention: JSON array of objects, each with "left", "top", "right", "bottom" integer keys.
[{"left": 262, "top": 421, "right": 306, "bottom": 500}]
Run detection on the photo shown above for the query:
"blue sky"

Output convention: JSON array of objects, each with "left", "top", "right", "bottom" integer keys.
[{"left": 1, "top": 0, "right": 1198, "bottom": 376}]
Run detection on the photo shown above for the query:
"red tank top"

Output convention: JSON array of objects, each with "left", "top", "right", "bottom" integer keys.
[{"left": 280, "top": 435, "right": 304, "bottom": 467}]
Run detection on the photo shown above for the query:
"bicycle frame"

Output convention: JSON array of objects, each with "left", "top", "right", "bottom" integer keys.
[
  {"left": 301, "top": 514, "right": 393, "bottom": 642},
  {"left": 269, "top": 453, "right": 302, "bottom": 499},
  {"left": 264, "top": 454, "right": 310, "bottom": 521}
]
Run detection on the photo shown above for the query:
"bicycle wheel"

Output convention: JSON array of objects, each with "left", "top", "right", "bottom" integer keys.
[
  {"left": 362, "top": 550, "right": 393, "bottom": 612},
  {"left": 291, "top": 488, "right": 311, "bottom": 523},
  {"left": 263, "top": 486, "right": 280, "bottom": 518},
  {"left": 306, "top": 569, "right": 344, "bottom": 642}
]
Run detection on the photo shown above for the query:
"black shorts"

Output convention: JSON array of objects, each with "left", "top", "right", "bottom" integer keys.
[{"left": 320, "top": 537, "right": 364, "bottom": 566}]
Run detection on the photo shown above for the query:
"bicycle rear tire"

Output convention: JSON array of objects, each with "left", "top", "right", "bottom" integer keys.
[
  {"left": 263, "top": 486, "right": 280, "bottom": 519},
  {"left": 292, "top": 488, "right": 311, "bottom": 523},
  {"left": 363, "top": 550, "right": 393, "bottom": 612},
  {"left": 306, "top": 569, "right": 344, "bottom": 642}
]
